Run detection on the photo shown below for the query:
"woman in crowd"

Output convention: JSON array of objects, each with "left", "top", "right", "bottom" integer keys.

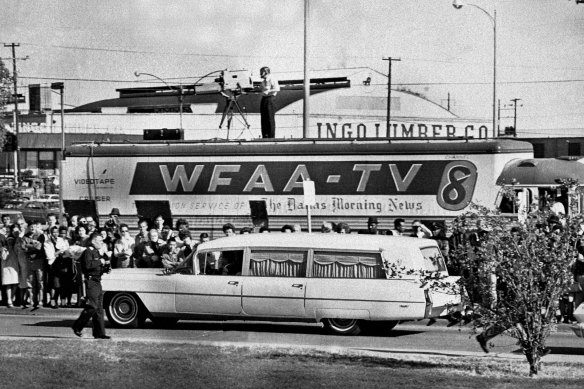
[{"left": 2, "top": 224, "right": 22, "bottom": 308}]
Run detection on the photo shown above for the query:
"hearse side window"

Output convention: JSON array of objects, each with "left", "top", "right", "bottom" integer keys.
[
  {"left": 249, "top": 250, "right": 307, "bottom": 277},
  {"left": 420, "top": 247, "right": 447, "bottom": 272},
  {"left": 312, "top": 251, "right": 384, "bottom": 279},
  {"left": 198, "top": 250, "right": 244, "bottom": 275}
]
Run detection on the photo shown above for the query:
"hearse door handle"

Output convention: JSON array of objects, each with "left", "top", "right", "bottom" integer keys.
[
  {"left": 291, "top": 284, "right": 303, "bottom": 289},
  {"left": 228, "top": 281, "right": 239, "bottom": 286}
]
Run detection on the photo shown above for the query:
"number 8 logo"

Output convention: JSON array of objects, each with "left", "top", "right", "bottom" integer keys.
[{"left": 437, "top": 161, "right": 477, "bottom": 211}]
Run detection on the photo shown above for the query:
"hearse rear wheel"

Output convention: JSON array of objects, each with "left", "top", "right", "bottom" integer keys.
[
  {"left": 106, "top": 292, "right": 145, "bottom": 329},
  {"left": 323, "top": 318, "right": 362, "bottom": 336}
]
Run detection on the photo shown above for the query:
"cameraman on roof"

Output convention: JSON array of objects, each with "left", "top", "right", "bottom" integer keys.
[{"left": 259, "top": 66, "right": 280, "bottom": 138}]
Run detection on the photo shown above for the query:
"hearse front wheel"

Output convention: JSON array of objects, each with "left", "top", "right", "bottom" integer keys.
[
  {"left": 105, "top": 292, "right": 144, "bottom": 328},
  {"left": 323, "top": 318, "right": 362, "bottom": 336}
]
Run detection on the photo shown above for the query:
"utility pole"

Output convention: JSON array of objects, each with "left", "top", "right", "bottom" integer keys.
[
  {"left": 510, "top": 98, "right": 522, "bottom": 135},
  {"left": 382, "top": 57, "right": 400, "bottom": 137},
  {"left": 3, "top": 43, "right": 27, "bottom": 184}
]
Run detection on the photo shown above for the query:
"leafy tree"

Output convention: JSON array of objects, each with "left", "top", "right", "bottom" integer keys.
[
  {"left": 0, "top": 59, "right": 13, "bottom": 150},
  {"left": 450, "top": 197, "right": 581, "bottom": 376}
]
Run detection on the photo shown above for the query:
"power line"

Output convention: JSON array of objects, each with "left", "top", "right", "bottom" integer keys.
[
  {"left": 14, "top": 42, "right": 584, "bottom": 73},
  {"left": 18, "top": 74, "right": 584, "bottom": 87}
]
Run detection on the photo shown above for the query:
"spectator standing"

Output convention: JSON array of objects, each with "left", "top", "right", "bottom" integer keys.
[
  {"left": 161, "top": 238, "right": 181, "bottom": 270},
  {"left": 174, "top": 218, "right": 190, "bottom": 245},
  {"left": 136, "top": 229, "right": 165, "bottom": 268},
  {"left": 22, "top": 220, "right": 44, "bottom": 309},
  {"left": 160, "top": 224, "right": 175, "bottom": 242},
  {"left": 112, "top": 224, "right": 134, "bottom": 269},
  {"left": 335, "top": 222, "right": 351, "bottom": 234},
  {"left": 57, "top": 226, "right": 75, "bottom": 307},
  {"left": 44, "top": 225, "right": 70, "bottom": 308},
  {"left": 321, "top": 222, "right": 334, "bottom": 233},
  {"left": 359, "top": 217, "right": 384, "bottom": 235},
  {"left": 0, "top": 222, "right": 6, "bottom": 304},
  {"left": 68, "top": 215, "right": 80, "bottom": 242},
  {"left": 75, "top": 225, "right": 90, "bottom": 247},
  {"left": 85, "top": 217, "right": 98, "bottom": 235},
  {"left": 2, "top": 224, "right": 22, "bottom": 307},
  {"left": 104, "top": 208, "right": 121, "bottom": 238},
  {"left": 2, "top": 214, "right": 13, "bottom": 229},
  {"left": 46, "top": 213, "right": 58, "bottom": 231},
  {"left": 410, "top": 220, "right": 432, "bottom": 239},
  {"left": 134, "top": 218, "right": 149, "bottom": 246},
  {"left": 199, "top": 232, "right": 210, "bottom": 244},
  {"left": 388, "top": 218, "right": 406, "bottom": 236},
  {"left": 179, "top": 233, "right": 197, "bottom": 260},
  {"left": 153, "top": 215, "right": 165, "bottom": 235},
  {"left": 281, "top": 225, "right": 294, "bottom": 233},
  {"left": 222, "top": 223, "right": 236, "bottom": 237}
]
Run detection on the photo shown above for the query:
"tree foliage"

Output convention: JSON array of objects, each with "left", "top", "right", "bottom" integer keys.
[
  {"left": 450, "top": 198, "right": 582, "bottom": 376},
  {"left": 0, "top": 59, "right": 14, "bottom": 150}
]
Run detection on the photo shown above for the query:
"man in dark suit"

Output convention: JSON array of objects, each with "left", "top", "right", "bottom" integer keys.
[{"left": 72, "top": 232, "right": 111, "bottom": 339}]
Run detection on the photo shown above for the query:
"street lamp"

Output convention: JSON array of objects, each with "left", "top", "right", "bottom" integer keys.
[
  {"left": 134, "top": 72, "right": 184, "bottom": 131},
  {"left": 50, "top": 82, "right": 65, "bottom": 220},
  {"left": 453, "top": 0, "right": 497, "bottom": 138}
]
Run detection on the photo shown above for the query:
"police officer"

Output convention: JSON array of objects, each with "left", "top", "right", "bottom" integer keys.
[{"left": 72, "top": 232, "right": 111, "bottom": 339}]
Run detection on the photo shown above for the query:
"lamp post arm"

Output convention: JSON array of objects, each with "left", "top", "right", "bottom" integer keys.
[
  {"left": 466, "top": 3, "right": 495, "bottom": 25},
  {"left": 135, "top": 71, "right": 178, "bottom": 92}
]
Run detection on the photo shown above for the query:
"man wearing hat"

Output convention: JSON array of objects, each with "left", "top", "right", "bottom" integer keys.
[
  {"left": 104, "top": 208, "right": 121, "bottom": 238},
  {"left": 359, "top": 216, "right": 385, "bottom": 235}
]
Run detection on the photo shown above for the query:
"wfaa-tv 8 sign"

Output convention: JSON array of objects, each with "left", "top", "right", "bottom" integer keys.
[{"left": 127, "top": 160, "right": 478, "bottom": 217}]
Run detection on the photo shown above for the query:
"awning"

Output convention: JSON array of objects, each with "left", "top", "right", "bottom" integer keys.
[
  {"left": 496, "top": 158, "right": 584, "bottom": 186},
  {"left": 18, "top": 133, "right": 144, "bottom": 149}
]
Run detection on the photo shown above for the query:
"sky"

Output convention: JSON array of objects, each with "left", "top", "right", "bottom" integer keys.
[{"left": 1, "top": 0, "right": 583, "bottom": 137}]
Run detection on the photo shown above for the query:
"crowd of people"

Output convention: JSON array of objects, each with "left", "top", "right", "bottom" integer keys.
[
  {"left": 0, "top": 208, "right": 453, "bottom": 310},
  {"left": 0, "top": 209, "right": 212, "bottom": 309}
]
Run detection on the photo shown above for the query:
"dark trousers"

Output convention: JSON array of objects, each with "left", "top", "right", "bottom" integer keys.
[
  {"left": 73, "top": 279, "right": 106, "bottom": 337},
  {"left": 260, "top": 96, "right": 276, "bottom": 138}
]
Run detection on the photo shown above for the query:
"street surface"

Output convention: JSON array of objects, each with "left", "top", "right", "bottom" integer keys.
[{"left": 1, "top": 307, "right": 583, "bottom": 360}]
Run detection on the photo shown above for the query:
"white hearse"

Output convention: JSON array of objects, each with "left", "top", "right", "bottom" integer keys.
[{"left": 102, "top": 233, "right": 462, "bottom": 335}]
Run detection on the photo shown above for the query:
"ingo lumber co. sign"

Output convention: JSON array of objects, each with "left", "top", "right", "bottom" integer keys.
[{"left": 129, "top": 161, "right": 477, "bottom": 211}]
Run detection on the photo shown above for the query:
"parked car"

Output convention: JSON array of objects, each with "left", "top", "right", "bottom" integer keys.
[
  {"left": 0, "top": 199, "right": 26, "bottom": 210},
  {"left": 0, "top": 209, "right": 24, "bottom": 224},
  {"left": 18, "top": 200, "right": 60, "bottom": 222},
  {"left": 38, "top": 194, "right": 60, "bottom": 201}
]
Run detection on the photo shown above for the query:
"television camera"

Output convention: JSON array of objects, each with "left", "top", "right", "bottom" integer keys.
[{"left": 213, "top": 70, "right": 256, "bottom": 134}]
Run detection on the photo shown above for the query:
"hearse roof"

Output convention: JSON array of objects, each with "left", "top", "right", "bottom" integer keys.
[{"left": 197, "top": 233, "right": 438, "bottom": 252}]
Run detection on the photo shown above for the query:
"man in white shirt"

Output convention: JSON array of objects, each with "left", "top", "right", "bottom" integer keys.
[
  {"left": 259, "top": 66, "right": 280, "bottom": 138},
  {"left": 113, "top": 223, "right": 134, "bottom": 268}
]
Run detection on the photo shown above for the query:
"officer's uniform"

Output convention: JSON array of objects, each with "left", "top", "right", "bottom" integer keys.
[{"left": 72, "top": 246, "right": 107, "bottom": 338}]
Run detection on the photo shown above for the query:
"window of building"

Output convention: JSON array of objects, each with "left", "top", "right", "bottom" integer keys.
[
  {"left": 312, "top": 251, "right": 384, "bottom": 279},
  {"left": 532, "top": 143, "right": 545, "bottom": 158},
  {"left": 568, "top": 142, "right": 581, "bottom": 157},
  {"left": 24, "top": 151, "right": 38, "bottom": 170},
  {"left": 249, "top": 250, "right": 307, "bottom": 277},
  {"left": 38, "top": 151, "right": 56, "bottom": 170}
]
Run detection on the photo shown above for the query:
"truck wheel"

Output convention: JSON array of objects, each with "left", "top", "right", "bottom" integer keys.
[
  {"left": 106, "top": 292, "right": 144, "bottom": 328},
  {"left": 323, "top": 318, "right": 362, "bottom": 335}
]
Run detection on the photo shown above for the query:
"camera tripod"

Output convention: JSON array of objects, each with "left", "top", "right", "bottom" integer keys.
[{"left": 219, "top": 91, "right": 251, "bottom": 139}]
